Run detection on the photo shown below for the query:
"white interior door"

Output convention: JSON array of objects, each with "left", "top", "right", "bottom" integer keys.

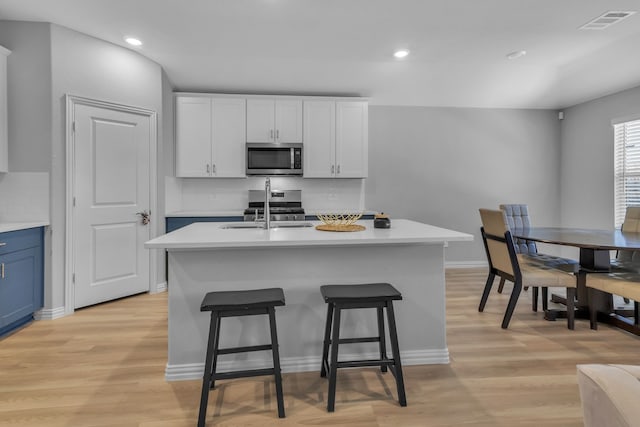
[{"left": 72, "top": 103, "right": 151, "bottom": 309}]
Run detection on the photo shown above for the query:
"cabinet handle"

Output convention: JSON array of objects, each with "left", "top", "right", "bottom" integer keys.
[
  {"left": 331, "top": 165, "right": 335, "bottom": 174},
  {"left": 270, "top": 129, "right": 274, "bottom": 140},
  {"left": 206, "top": 164, "right": 210, "bottom": 174},
  {"left": 212, "top": 164, "right": 216, "bottom": 174},
  {"left": 276, "top": 129, "right": 279, "bottom": 140},
  {"left": 1, "top": 263, "right": 4, "bottom": 279},
  {"left": 337, "top": 165, "right": 341, "bottom": 174}
]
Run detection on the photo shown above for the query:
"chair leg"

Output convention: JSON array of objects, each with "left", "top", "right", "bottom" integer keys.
[
  {"left": 588, "top": 288, "right": 598, "bottom": 330},
  {"left": 320, "top": 303, "right": 334, "bottom": 378},
  {"left": 566, "top": 288, "right": 576, "bottom": 330},
  {"left": 542, "top": 287, "right": 549, "bottom": 312},
  {"left": 497, "top": 277, "right": 506, "bottom": 293},
  {"left": 268, "top": 307, "right": 285, "bottom": 418},
  {"left": 377, "top": 306, "right": 388, "bottom": 373},
  {"left": 385, "top": 301, "right": 407, "bottom": 407},
  {"left": 502, "top": 279, "right": 522, "bottom": 329},
  {"left": 479, "top": 272, "right": 496, "bottom": 312},
  {"left": 532, "top": 286, "right": 539, "bottom": 312},
  {"left": 198, "top": 311, "right": 220, "bottom": 427},
  {"left": 634, "top": 301, "right": 639, "bottom": 327},
  {"left": 327, "top": 304, "right": 341, "bottom": 412}
]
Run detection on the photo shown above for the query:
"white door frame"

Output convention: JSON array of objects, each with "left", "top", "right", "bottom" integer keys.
[{"left": 65, "top": 94, "right": 158, "bottom": 315}]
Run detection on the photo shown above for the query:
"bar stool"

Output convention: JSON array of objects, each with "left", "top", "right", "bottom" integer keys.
[
  {"left": 319, "top": 283, "right": 407, "bottom": 412},
  {"left": 197, "top": 288, "right": 286, "bottom": 426}
]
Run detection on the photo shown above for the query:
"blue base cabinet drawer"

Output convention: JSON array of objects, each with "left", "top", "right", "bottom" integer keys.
[{"left": 0, "top": 227, "right": 44, "bottom": 338}]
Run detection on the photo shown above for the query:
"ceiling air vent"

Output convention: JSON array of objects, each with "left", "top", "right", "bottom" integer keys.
[{"left": 579, "top": 11, "right": 636, "bottom": 30}]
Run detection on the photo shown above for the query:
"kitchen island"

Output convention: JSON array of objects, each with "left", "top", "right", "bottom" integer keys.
[{"left": 145, "top": 219, "right": 472, "bottom": 381}]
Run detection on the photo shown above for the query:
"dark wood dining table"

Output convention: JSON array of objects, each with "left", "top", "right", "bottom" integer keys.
[{"left": 512, "top": 227, "right": 640, "bottom": 334}]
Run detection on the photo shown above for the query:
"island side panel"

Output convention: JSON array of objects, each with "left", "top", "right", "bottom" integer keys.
[{"left": 166, "top": 243, "right": 447, "bottom": 381}]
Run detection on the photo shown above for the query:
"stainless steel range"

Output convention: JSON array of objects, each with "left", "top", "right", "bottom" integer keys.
[{"left": 243, "top": 189, "right": 305, "bottom": 222}]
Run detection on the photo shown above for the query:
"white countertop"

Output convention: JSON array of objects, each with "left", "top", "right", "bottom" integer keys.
[
  {"left": 145, "top": 219, "right": 473, "bottom": 250},
  {"left": 0, "top": 222, "right": 49, "bottom": 233},
  {"left": 165, "top": 210, "right": 377, "bottom": 217}
]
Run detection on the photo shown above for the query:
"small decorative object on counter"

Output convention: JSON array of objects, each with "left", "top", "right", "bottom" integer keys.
[
  {"left": 316, "top": 213, "right": 365, "bottom": 232},
  {"left": 374, "top": 213, "right": 391, "bottom": 229}
]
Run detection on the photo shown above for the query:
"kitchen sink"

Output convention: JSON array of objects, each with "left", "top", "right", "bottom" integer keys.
[{"left": 220, "top": 221, "right": 313, "bottom": 229}]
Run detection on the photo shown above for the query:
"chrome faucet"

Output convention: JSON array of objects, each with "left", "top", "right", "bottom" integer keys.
[{"left": 264, "top": 177, "right": 271, "bottom": 229}]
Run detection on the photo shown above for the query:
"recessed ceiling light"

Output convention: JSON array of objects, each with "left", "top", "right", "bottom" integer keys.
[
  {"left": 125, "top": 37, "right": 143, "bottom": 47},
  {"left": 393, "top": 49, "right": 410, "bottom": 59},
  {"left": 506, "top": 50, "right": 527, "bottom": 60}
]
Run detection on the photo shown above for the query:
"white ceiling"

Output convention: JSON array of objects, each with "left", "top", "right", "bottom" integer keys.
[{"left": 1, "top": 0, "right": 640, "bottom": 109}]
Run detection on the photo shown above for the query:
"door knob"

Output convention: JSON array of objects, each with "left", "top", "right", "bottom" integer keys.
[{"left": 136, "top": 210, "right": 151, "bottom": 225}]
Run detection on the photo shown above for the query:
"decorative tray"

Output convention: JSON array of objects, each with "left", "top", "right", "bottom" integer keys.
[{"left": 315, "top": 213, "right": 365, "bottom": 232}]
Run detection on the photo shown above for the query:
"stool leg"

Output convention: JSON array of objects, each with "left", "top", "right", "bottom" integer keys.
[
  {"left": 386, "top": 301, "right": 407, "bottom": 407},
  {"left": 327, "top": 304, "right": 341, "bottom": 412},
  {"left": 209, "top": 314, "right": 222, "bottom": 390},
  {"left": 198, "top": 311, "right": 220, "bottom": 427},
  {"left": 377, "top": 306, "right": 387, "bottom": 373},
  {"left": 268, "top": 307, "right": 285, "bottom": 418},
  {"left": 542, "top": 287, "right": 549, "bottom": 312},
  {"left": 320, "top": 303, "right": 334, "bottom": 378},
  {"left": 566, "top": 288, "right": 576, "bottom": 330},
  {"left": 532, "top": 286, "right": 539, "bottom": 312}
]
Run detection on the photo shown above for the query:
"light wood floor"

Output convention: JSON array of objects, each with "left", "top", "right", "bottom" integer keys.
[{"left": 2, "top": 268, "right": 640, "bottom": 426}]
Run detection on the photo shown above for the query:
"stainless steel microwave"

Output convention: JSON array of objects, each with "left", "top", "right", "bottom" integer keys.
[{"left": 246, "top": 143, "right": 303, "bottom": 176}]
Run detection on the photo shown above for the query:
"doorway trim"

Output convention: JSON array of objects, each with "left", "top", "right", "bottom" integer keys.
[{"left": 64, "top": 94, "right": 158, "bottom": 315}]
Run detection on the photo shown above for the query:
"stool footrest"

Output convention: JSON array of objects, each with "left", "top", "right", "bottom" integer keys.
[
  {"left": 337, "top": 336, "right": 380, "bottom": 344},
  {"left": 213, "top": 367, "right": 275, "bottom": 381},
  {"left": 336, "top": 359, "right": 395, "bottom": 369},
  {"left": 217, "top": 344, "right": 272, "bottom": 355}
]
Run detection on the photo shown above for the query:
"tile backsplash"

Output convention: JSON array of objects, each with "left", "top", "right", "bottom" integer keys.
[
  {"left": 166, "top": 177, "right": 366, "bottom": 214},
  {"left": 0, "top": 172, "right": 50, "bottom": 221}
]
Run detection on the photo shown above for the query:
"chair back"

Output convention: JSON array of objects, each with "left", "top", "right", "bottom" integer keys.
[
  {"left": 479, "top": 208, "right": 516, "bottom": 277},
  {"left": 618, "top": 207, "right": 640, "bottom": 263},
  {"left": 499, "top": 204, "right": 537, "bottom": 254}
]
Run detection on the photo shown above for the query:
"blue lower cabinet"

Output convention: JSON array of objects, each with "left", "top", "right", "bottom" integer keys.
[{"left": 0, "top": 227, "right": 44, "bottom": 338}]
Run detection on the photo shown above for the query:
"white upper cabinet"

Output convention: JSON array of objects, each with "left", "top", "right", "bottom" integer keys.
[
  {"left": 246, "top": 99, "right": 302, "bottom": 143},
  {"left": 0, "top": 46, "right": 10, "bottom": 173},
  {"left": 303, "top": 100, "right": 335, "bottom": 178},
  {"left": 175, "top": 96, "right": 246, "bottom": 178},
  {"left": 303, "top": 100, "right": 368, "bottom": 178},
  {"left": 336, "top": 101, "right": 368, "bottom": 178}
]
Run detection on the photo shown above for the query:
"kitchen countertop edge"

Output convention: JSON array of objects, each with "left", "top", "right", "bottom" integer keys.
[{"left": 0, "top": 221, "right": 50, "bottom": 233}]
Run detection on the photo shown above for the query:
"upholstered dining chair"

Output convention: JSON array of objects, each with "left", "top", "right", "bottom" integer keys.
[
  {"left": 612, "top": 206, "right": 640, "bottom": 268},
  {"left": 479, "top": 208, "right": 578, "bottom": 329},
  {"left": 498, "top": 204, "right": 578, "bottom": 293}
]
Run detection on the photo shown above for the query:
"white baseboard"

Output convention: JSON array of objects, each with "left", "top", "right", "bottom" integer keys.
[
  {"left": 34, "top": 306, "right": 66, "bottom": 320},
  {"left": 445, "top": 260, "right": 486, "bottom": 269},
  {"left": 154, "top": 282, "right": 167, "bottom": 293},
  {"left": 165, "top": 348, "right": 450, "bottom": 382}
]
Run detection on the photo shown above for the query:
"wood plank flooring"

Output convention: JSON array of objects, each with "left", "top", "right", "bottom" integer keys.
[{"left": 2, "top": 268, "right": 640, "bottom": 426}]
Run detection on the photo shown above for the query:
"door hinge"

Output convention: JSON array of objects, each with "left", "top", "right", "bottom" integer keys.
[
  {"left": 72, "top": 273, "right": 76, "bottom": 284},
  {"left": 72, "top": 121, "right": 76, "bottom": 133},
  {"left": 73, "top": 197, "right": 76, "bottom": 207}
]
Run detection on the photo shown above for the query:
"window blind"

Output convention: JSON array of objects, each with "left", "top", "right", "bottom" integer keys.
[{"left": 614, "top": 118, "right": 640, "bottom": 228}]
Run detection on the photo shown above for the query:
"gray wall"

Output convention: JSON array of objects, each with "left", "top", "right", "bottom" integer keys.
[
  {"left": 366, "top": 106, "right": 562, "bottom": 263},
  {"left": 0, "top": 21, "right": 165, "bottom": 311},
  {"left": 0, "top": 21, "right": 51, "bottom": 172},
  {"left": 560, "top": 84, "right": 640, "bottom": 229},
  {"left": 48, "top": 24, "right": 164, "bottom": 310}
]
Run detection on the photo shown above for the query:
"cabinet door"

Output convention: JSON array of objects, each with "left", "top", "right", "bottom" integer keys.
[
  {"left": 175, "top": 97, "right": 212, "bottom": 177},
  {"left": 212, "top": 98, "right": 246, "bottom": 177},
  {"left": 246, "top": 99, "right": 275, "bottom": 142},
  {"left": 303, "top": 100, "right": 335, "bottom": 178},
  {"left": 336, "top": 101, "right": 368, "bottom": 178},
  {"left": 0, "top": 247, "right": 38, "bottom": 328},
  {"left": 275, "top": 100, "right": 303, "bottom": 143}
]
